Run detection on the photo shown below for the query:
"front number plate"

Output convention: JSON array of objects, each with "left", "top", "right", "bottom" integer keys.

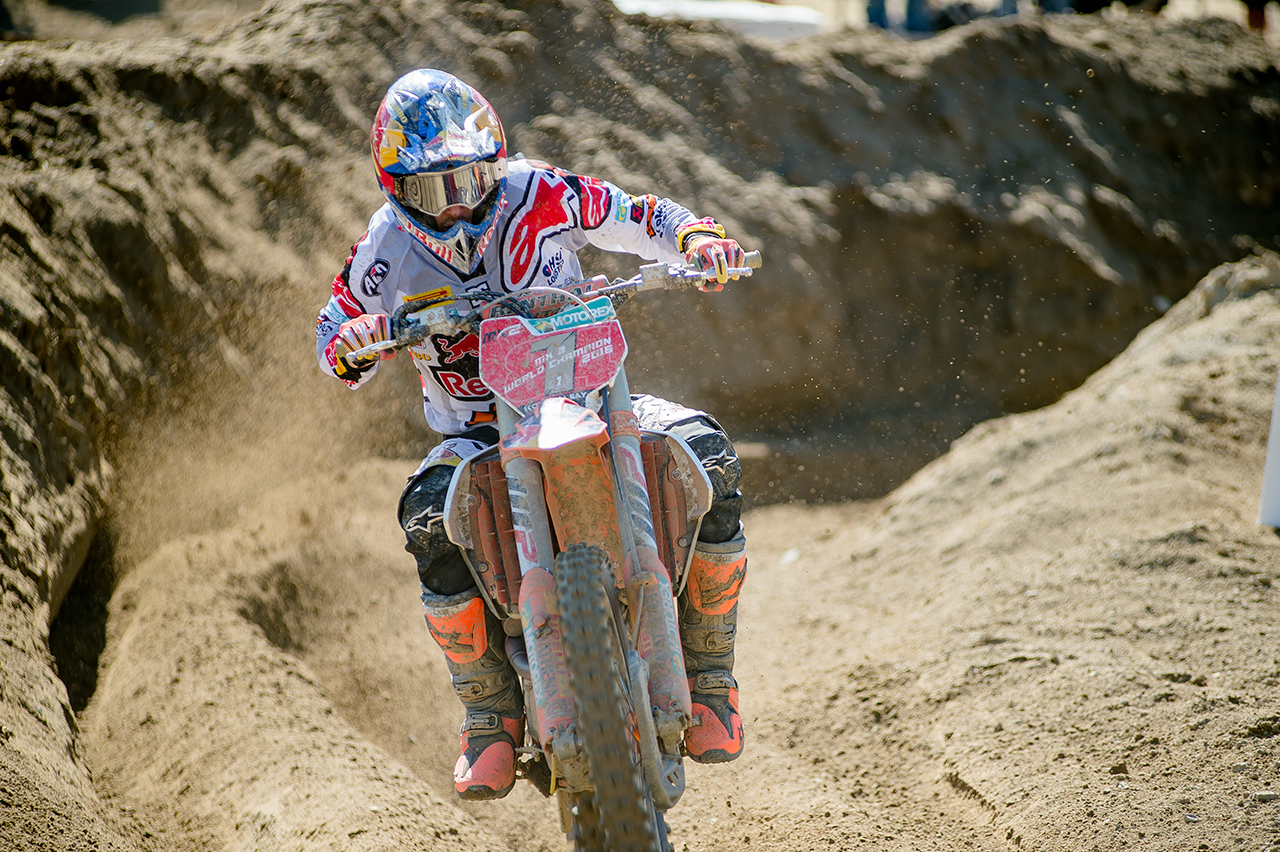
[{"left": 479, "top": 314, "right": 627, "bottom": 411}]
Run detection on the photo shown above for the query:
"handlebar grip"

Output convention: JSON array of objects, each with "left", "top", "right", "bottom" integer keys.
[
  {"left": 744, "top": 250, "right": 762, "bottom": 269},
  {"left": 347, "top": 339, "right": 398, "bottom": 364}
]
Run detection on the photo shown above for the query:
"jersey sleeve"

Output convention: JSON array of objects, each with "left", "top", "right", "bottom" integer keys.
[
  {"left": 561, "top": 171, "right": 697, "bottom": 264},
  {"left": 315, "top": 225, "right": 394, "bottom": 388}
]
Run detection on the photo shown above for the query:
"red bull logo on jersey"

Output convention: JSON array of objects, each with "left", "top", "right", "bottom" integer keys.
[
  {"left": 439, "top": 332, "right": 481, "bottom": 364},
  {"left": 429, "top": 330, "right": 492, "bottom": 401}
]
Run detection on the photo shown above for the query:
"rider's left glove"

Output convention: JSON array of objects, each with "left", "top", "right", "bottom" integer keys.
[
  {"left": 332, "top": 313, "right": 394, "bottom": 380},
  {"left": 678, "top": 220, "right": 745, "bottom": 292}
]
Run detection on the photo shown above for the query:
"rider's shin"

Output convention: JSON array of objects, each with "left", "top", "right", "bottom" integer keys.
[
  {"left": 422, "top": 588, "right": 524, "bottom": 800},
  {"left": 679, "top": 527, "right": 747, "bottom": 764}
]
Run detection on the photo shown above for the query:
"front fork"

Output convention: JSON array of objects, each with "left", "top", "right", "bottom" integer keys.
[
  {"left": 495, "top": 402, "right": 587, "bottom": 790},
  {"left": 497, "top": 369, "right": 691, "bottom": 804},
  {"left": 600, "top": 370, "right": 692, "bottom": 754}
]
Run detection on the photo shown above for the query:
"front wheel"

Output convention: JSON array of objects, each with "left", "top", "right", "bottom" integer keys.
[
  {"left": 554, "top": 543, "right": 666, "bottom": 852},
  {"left": 563, "top": 789, "right": 604, "bottom": 852}
]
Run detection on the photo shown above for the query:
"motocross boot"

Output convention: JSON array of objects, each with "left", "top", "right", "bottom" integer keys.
[
  {"left": 679, "top": 528, "right": 747, "bottom": 764},
  {"left": 422, "top": 588, "right": 524, "bottom": 800}
]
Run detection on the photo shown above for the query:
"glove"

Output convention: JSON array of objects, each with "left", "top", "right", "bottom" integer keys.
[
  {"left": 677, "top": 219, "right": 746, "bottom": 292},
  {"left": 332, "top": 313, "right": 394, "bottom": 380}
]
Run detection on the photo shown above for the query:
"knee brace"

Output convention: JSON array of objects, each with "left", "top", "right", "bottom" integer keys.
[
  {"left": 399, "top": 464, "right": 475, "bottom": 596},
  {"left": 668, "top": 416, "right": 743, "bottom": 544}
]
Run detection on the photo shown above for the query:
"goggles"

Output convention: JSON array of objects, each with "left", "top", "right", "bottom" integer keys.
[{"left": 394, "top": 158, "right": 507, "bottom": 218}]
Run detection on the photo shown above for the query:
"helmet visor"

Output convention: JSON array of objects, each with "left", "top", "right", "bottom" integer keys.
[{"left": 395, "top": 158, "right": 507, "bottom": 218}]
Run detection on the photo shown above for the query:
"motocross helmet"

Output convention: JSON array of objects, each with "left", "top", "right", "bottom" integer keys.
[{"left": 371, "top": 69, "right": 508, "bottom": 275}]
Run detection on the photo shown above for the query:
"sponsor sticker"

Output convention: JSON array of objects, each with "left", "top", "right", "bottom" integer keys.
[
  {"left": 528, "top": 296, "right": 617, "bottom": 334},
  {"left": 639, "top": 194, "right": 659, "bottom": 238},
  {"left": 361, "top": 258, "right": 390, "bottom": 297},
  {"left": 651, "top": 202, "right": 676, "bottom": 237},
  {"left": 541, "top": 252, "right": 565, "bottom": 286},
  {"left": 316, "top": 317, "right": 340, "bottom": 339},
  {"left": 403, "top": 286, "right": 452, "bottom": 307},
  {"left": 431, "top": 368, "right": 492, "bottom": 400}
]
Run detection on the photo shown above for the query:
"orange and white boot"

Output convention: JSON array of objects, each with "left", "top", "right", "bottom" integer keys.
[
  {"left": 679, "top": 528, "right": 747, "bottom": 764},
  {"left": 422, "top": 588, "right": 524, "bottom": 800}
]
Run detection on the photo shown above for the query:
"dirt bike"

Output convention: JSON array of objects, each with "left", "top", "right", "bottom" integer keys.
[{"left": 349, "top": 252, "right": 760, "bottom": 852}]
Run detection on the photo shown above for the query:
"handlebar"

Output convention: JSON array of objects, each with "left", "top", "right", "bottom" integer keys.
[{"left": 346, "top": 250, "right": 762, "bottom": 365}]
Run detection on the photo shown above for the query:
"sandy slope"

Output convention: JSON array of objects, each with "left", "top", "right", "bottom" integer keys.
[{"left": 62, "top": 252, "right": 1280, "bottom": 852}]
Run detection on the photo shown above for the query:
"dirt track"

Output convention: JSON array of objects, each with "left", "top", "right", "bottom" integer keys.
[
  {"left": 68, "top": 252, "right": 1280, "bottom": 852},
  {"left": 3, "top": 1, "right": 1280, "bottom": 850}
]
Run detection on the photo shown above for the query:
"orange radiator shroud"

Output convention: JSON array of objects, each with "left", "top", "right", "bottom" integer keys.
[{"left": 465, "top": 434, "right": 697, "bottom": 614}]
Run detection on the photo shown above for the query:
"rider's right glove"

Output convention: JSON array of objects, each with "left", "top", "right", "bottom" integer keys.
[
  {"left": 332, "top": 313, "right": 394, "bottom": 380},
  {"left": 677, "top": 219, "right": 745, "bottom": 293}
]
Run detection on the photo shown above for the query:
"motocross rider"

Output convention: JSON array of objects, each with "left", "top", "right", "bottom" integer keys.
[{"left": 315, "top": 69, "right": 749, "bottom": 801}]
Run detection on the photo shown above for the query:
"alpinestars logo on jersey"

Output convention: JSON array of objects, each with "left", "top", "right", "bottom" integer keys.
[
  {"left": 569, "top": 175, "right": 612, "bottom": 230},
  {"left": 503, "top": 173, "right": 577, "bottom": 290}
]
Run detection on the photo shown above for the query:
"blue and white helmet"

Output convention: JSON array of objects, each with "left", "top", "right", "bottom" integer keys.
[{"left": 371, "top": 70, "right": 508, "bottom": 274}]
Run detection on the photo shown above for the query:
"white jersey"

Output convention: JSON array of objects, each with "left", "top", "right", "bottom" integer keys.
[{"left": 316, "top": 158, "right": 698, "bottom": 435}]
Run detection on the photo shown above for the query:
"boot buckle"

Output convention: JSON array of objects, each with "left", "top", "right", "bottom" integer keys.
[
  {"left": 460, "top": 712, "right": 502, "bottom": 736},
  {"left": 692, "top": 671, "right": 736, "bottom": 694}
]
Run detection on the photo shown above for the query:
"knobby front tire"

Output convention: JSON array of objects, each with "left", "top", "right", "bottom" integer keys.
[
  {"left": 554, "top": 543, "right": 665, "bottom": 852},
  {"left": 565, "top": 789, "right": 605, "bottom": 852}
]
